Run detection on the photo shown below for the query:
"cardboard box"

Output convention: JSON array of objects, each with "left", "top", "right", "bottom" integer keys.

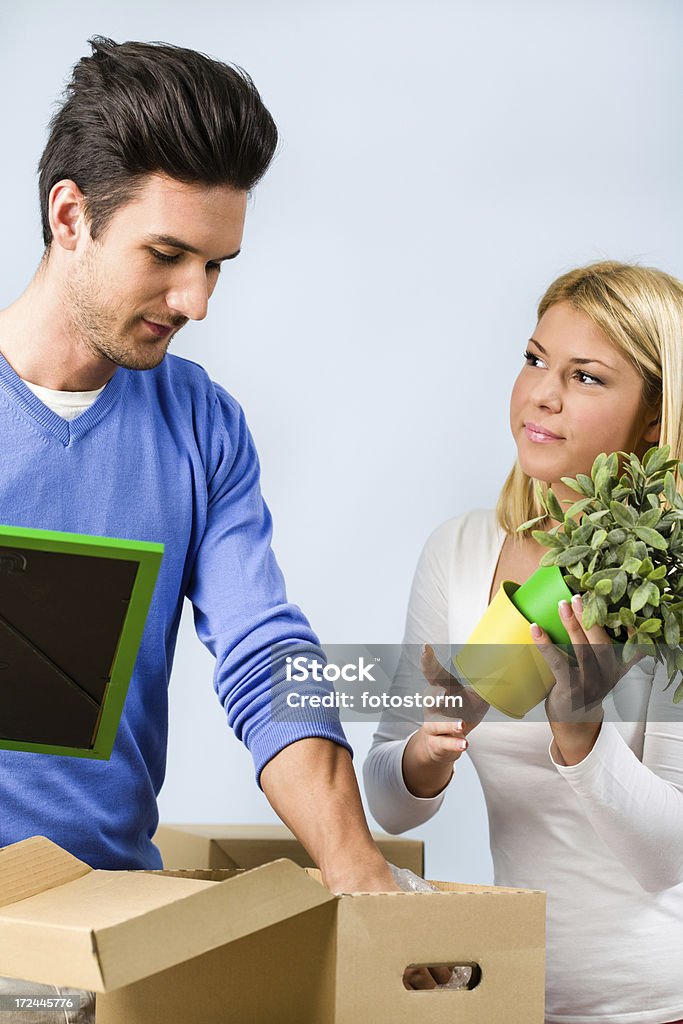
[
  {"left": 0, "top": 836, "right": 545, "bottom": 1024},
  {"left": 155, "top": 822, "right": 425, "bottom": 876}
]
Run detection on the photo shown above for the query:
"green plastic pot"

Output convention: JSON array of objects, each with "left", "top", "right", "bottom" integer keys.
[{"left": 453, "top": 566, "right": 574, "bottom": 718}]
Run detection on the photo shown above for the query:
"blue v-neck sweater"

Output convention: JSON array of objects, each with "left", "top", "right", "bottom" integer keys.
[{"left": 0, "top": 352, "right": 350, "bottom": 868}]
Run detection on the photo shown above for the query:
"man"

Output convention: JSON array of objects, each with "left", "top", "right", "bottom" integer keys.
[{"left": 0, "top": 37, "right": 396, "bottom": 895}]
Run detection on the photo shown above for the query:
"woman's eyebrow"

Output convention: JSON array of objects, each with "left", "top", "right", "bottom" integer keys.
[{"left": 528, "top": 337, "right": 614, "bottom": 370}]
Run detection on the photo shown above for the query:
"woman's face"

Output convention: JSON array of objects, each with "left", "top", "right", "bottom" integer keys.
[{"left": 509, "top": 300, "right": 660, "bottom": 502}]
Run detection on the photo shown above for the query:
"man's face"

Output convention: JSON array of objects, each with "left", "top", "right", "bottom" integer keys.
[{"left": 64, "top": 174, "right": 247, "bottom": 371}]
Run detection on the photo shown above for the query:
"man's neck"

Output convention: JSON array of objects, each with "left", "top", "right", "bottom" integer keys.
[{"left": 0, "top": 265, "right": 117, "bottom": 391}]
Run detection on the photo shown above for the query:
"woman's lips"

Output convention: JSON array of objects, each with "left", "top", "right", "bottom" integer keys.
[{"left": 524, "top": 422, "right": 563, "bottom": 443}]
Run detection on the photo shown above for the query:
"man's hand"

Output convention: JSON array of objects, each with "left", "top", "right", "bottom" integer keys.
[{"left": 260, "top": 737, "right": 398, "bottom": 894}]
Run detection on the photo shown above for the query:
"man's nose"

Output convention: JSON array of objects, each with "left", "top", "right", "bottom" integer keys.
[{"left": 165, "top": 273, "right": 210, "bottom": 322}]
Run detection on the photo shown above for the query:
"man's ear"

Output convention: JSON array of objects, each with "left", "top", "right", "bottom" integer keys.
[{"left": 48, "top": 179, "right": 89, "bottom": 253}]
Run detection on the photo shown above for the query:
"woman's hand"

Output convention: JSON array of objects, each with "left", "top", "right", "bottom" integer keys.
[
  {"left": 401, "top": 644, "right": 489, "bottom": 797},
  {"left": 530, "top": 594, "right": 642, "bottom": 764}
]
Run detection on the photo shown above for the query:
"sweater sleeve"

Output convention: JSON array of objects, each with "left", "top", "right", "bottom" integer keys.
[
  {"left": 185, "top": 384, "right": 352, "bottom": 784},
  {"left": 363, "top": 518, "right": 460, "bottom": 833},
  {"left": 549, "top": 661, "right": 683, "bottom": 892}
]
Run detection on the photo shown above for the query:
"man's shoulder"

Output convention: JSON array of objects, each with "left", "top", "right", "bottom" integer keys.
[{"left": 144, "top": 354, "right": 241, "bottom": 416}]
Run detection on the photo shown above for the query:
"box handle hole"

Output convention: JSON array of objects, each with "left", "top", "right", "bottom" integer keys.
[{"left": 403, "top": 962, "right": 481, "bottom": 990}]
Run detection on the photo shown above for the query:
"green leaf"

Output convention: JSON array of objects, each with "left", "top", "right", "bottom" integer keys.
[
  {"left": 560, "top": 476, "right": 588, "bottom": 495},
  {"left": 534, "top": 481, "right": 549, "bottom": 514},
  {"left": 674, "top": 679, "right": 683, "bottom": 704},
  {"left": 605, "top": 452, "right": 619, "bottom": 478},
  {"left": 607, "top": 528, "right": 627, "bottom": 545},
  {"left": 581, "top": 595, "right": 599, "bottom": 630},
  {"left": 664, "top": 614, "right": 681, "bottom": 647},
  {"left": 638, "top": 618, "right": 662, "bottom": 634},
  {"left": 610, "top": 502, "right": 637, "bottom": 528},
  {"left": 540, "top": 549, "right": 559, "bottom": 567},
  {"left": 647, "top": 582, "right": 661, "bottom": 607},
  {"left": 643, "top": 445, "right": 671, "bottom": 475},
  {"left": 575, "top": 474, "right": 595, "bottom": 497},
  {"left": 631, "top": 580, "right": 652, "bottom": 612},
  {"left": 568, "top": 561, "right": 585, "bottom": 579},
  {"left": 638, "top": 507, "right": 663, "bottom": 529},
  {"left": 619, "top": 607, "right": 636, "bottom": 628},
  {"left": 590, "top": 529, "right": 607, "bottom": 550},
  {"left": 517, "top": 515, "right": 547, "bottom": 531},
  {"left": 647, "top": 564, "right": 668, "bottom": 580},
  {"left": 591, "top": 453, "right": 607, "bottom": 482},
  {"left": 635, "top": 633, "right": 657, "bottom": 657},
  {"left": 594, "top": 466, "right": 613, "bottom": 499},
  {"left": 564, "top": 497, "right": 595, "bottom": 518},
  {"left": 594, "top": 578, "right": 613, "bottom": 596},
  {"left": 664, "top": 471, "right": 678, "bottom": 507},
  {"left": 623, "top": 633, "right": 640, "bottom": 662},
  {"left": 633, "top": 526, "right": 668, "bottom": 551},
  {"left": 554, "top": 545, "right": 593, "bottom": 566},
  {"left": 611, "top": 571, "right": 628, "bottom": 602},
  {"left": 545, "top": 488, "right": 565, "bottom": 523},
  {"left": 623, "top": 555, "right": 643, "bottom": 575},
  {"left": 531, "top": 530, "right": 562, "bottom": 549}
]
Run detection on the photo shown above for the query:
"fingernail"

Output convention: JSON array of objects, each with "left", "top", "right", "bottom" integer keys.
[
  {"left": 571, "top": 594, "right": 583, "bottom": 612},
  {"left": 530, "top": 622, "right": 542, "bottom": 639},
  {"left": 558, "top": 599, "right": 572, "bottom": 621},
  {"left": 455, "top": 739, "right": 467, "bottom": 751},
  {"left": 453, "top": 720, "right": 463, "bottom": 731},
  {"left": 421, "top": 643, "right": 427, "bottom": 655}
]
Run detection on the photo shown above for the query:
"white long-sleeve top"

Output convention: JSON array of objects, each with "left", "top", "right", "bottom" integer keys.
[{"left": 364, "top": 509, "right": 683, "bottom": 1024}]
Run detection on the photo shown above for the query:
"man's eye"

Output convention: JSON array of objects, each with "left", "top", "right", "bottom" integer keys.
[{"left": 151, "top": 249, "right": 179, "bottom": 263}]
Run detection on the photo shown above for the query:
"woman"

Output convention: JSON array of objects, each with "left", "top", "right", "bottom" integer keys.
[{"left": 364, "top": 261, "right": 683, "bottom": 1024}]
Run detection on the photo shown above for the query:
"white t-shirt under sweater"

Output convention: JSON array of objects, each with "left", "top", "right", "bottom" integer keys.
[
  {"left": 21, "top": 379, "right": 105, "bottom": 420},
  {"left": 364, "top": 509, "right": 683, "bottom": 1024}
]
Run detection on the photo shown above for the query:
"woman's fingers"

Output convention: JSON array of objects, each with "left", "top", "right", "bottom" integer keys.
[
  {"left": 420, "top": 644, "right": 490, "bottom": 729},
  {"left": 420, "top": 644, "right": 455, "bottom": 688},
  {"left": 418, "top": 719, "right": 468, "bottom": 765}
]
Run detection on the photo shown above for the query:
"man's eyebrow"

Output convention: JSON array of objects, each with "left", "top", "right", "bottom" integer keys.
[
  {"left": 528, "top": 337, "right": 614, "bottom": 370},
  {"left": 146, "top": 233, "right": 241, "bottom": 261}
]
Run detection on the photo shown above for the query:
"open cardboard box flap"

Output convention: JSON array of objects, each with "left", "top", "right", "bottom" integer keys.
[
  {"left": 0, "top": 836, "right": 335, "bottom": 992},
  {"left": 155, "top": 822, "right": 424, "bottom": 875}
]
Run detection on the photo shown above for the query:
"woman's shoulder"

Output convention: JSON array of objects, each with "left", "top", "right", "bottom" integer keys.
[{"left": 423, "top": 508, "right": 503, "bottom": 559}]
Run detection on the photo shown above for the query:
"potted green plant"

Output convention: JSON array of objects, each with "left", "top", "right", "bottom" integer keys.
[
  {"left": 518, "top": 445, "right": 683, "bottom": 704},
  {"left": 452, "top": 445, "right": 683, "bottom": 717}
]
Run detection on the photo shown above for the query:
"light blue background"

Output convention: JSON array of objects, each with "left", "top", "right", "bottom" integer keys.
[{"left": 2, "top": 0, "right": 682, "bottom": 882}]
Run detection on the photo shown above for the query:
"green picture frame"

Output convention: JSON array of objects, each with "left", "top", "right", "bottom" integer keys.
[{"left": 0, "top": 524, "right": 163, "bottom": 759}]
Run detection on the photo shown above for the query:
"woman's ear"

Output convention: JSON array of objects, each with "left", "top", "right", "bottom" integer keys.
[{"left": 643, "top": 410, "right": 661, "bottom": 444}]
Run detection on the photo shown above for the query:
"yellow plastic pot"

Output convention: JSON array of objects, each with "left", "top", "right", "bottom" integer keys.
[{"left": 453, "top": 579, "right": 568, "bottom": 719}]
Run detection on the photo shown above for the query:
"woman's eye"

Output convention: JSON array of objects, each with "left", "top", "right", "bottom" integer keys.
[
  {"left": 151, "top": 249, "right": 179, "bottom": 263},
  {"left": 573, "top": 370, "right": 603, "bottom": 386},
  {"left": 522, "top": 349, "right": 543, "bottom": 367},
  {"left": 207, "top": 262, "right": 222, "bottom": 275}
]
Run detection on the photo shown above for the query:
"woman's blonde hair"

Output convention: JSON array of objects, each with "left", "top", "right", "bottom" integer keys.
[{"left": 496, "top": 260, "right": 683, "bottom": 537}]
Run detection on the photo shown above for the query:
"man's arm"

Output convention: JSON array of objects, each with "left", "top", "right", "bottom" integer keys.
[{"left": 260, "top": 737, "right": 396, "bottom": 892}]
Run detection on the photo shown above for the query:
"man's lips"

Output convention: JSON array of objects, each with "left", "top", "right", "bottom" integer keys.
[
  {"left": 524, "top": 421, "right": 564, "bottom": 442},
  {"left": 141, "top": 318, "right": 177, "bottom": 338}
]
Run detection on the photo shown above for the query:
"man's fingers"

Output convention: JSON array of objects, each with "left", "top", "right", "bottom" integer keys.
[
  {"left": 403, "top": 966, "right": 438, "bottom": 990},
  {"left": 403, "top": 965, "right": 455, "bottom": 989}
]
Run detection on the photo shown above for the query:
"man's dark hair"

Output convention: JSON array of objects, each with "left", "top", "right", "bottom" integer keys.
[{"left": 38, "top": 36, "right": 278, "bottom": 247}]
